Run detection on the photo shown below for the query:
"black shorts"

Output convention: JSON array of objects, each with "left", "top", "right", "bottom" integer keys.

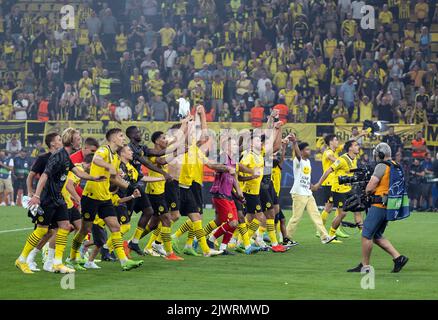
[
  {"left": 179, "top": 187, "right": 200, "bottom": 216},
  {"left": 332, "top": 192, "right": 350, "bottom": 209},
  {"left": 259, "top": 181, "right": 276, "bottom": 211},
  {"left": 132, "top": 187, "right": 152, "bottom": 214},
  {"left": 275, "top": 210, "right": 285, "bottom": 224},
  {"left": 91, "top": 223, "right": 107, "bottom": 247},
  {"left": 14, "top": 178, "right": 27, "bottom": 191},
  {"left": 148, "top": 193, "right": 169, "bottom": 216},
  {"left": 272, "top": 188, "right": 279, "bottom": 206},
  {"left": 68, "top": 207, "right": 81, "bottom": 223},
  {"left": 116, "top": 205, "right": 131, "bottom": 224},
  {"left": 36, "top": 201, "right": 69, "bottom": 226},
  {"left": 190, "top": 182, "right": 203, "bottom": 214},
  {"left": 81, "top": 196, "right": 116, "bottom": 222},
  {"left": 321, "top": 186, "right": 333, "bottom": 204},
  {"left": 165, "top": 180, "right": 180, "bottom": 211},
  {"left": 244, "top": 193, "right": 263, "bottom": 214}
]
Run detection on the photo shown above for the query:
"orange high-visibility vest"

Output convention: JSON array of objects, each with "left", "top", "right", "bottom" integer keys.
[
  {"left": 38, "top": 100, "right": 49, "bottom": 122},
  {"left": 251, "top": 106, "right": 264, "bottom": 127}
]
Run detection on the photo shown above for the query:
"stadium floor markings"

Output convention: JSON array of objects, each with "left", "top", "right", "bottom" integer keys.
[{"left": 0, "top": 227, "right": 33, "bottom": 234}]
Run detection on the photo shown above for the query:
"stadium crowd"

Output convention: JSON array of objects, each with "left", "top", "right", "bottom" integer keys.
[
  {"left": 0, "top": 0, "right": 436, "bottom": 125},
  {"left": 0, "top": 0, "right": 438, "bottom": 211}
]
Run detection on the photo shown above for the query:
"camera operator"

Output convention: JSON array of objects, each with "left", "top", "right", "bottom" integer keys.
[
  {"left": 313, "top": 140, "right": 364, "bottom": 240},
  {"left": 408, "top": 158, "right": 426, "bottom": 211},
  {"left": 347, "top": 143, "right": 409, "bottom": 273}
]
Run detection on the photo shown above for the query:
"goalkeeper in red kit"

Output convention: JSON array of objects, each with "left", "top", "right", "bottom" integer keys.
[{"left": 206, "top": 136, "right": 260, "bottom": 255}]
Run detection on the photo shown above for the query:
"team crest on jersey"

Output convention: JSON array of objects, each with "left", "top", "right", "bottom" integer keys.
[
  {"left": 159, "top": 206, "right": 164, "bottom": 212},
  {"left": 228, "top": 213, "right": 233, "bottom": 219},
  {"left": 303, "top": 166, "right": 311, "bottom": 174},
  {"left": 266, "top": 202, "right": 272, "bottom": 208},
  {"left": 120, "top": 216, "right": 127, "bottom": 222},
  {"left": 84, "top": 213, "right": 90, "bottom": 219},
  {"left": 171, "top": 202, "right": 176, "bottom": 209},
  {"left": 256, "top": 204, "right": 261, "bottom": 211},
  {"left": 339, "top": 202, "right": 343, "bottom": 207},
  {"left": 38, "top": 216, "right": 44, "bottom": 222}
]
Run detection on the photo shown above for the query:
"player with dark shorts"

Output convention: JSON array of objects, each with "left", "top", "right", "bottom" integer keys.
[
  {"left": 17, "top": 128, "right": 100, "bottom": 274},
  {"left": 68, "top": 128, "right": 144, "bottom": 272},
  {"left": 125, "top": 126, "right": 173, "bottom": 256}
]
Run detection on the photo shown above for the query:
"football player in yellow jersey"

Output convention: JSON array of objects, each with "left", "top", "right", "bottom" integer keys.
[
  {"left": 126, "top": 125, "right": 180, "bottom": 256},
  {"left": 68, "top": 128, "right": 144, "bottom": 271},
  {"left": 101, "top": 145, "right": 166, "bottom": 263},
  {"left": 313, "top": 140, "right": 364, "bottom": 242},
  {"left": 172, "top": 106, "right": 232, "bottom": 257},
  {"left": 143, "top": 131, "right": 184, "bottom": 261},
  {"left": 239, "top": 116, "right": 286, "bottom": 253}
]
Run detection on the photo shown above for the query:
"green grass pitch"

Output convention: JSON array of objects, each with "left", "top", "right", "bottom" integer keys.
[{"left": 0, "top": 206, "right": 437, "bottom": 300}]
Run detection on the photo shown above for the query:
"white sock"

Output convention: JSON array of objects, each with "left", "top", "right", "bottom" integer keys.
[
  {"left": 209, "top": 235, "right": 216, "bottom": 242},
  {"left": 120, "top": 258, "right": 128, "bottom": 264},
  {"left": 46, "top": 248, "right": 55, "bottom": 264},
  {"left": 229, "top": 237, "right": 236, "bottom": 244},
  {"left": 219, "top": 243, "right": 227, "bottom": 251},
  {"left": 53, "top": 258, "right": 62, "bottom": 265},
  {"left": 26, "top": 248, "right": 40, "bottom": 264},
  {"left": 131, "top": 238, "right": 139, "bottom": 244},
  {"left": 103, "top": 244, "right": 109, "bottom": 249}
]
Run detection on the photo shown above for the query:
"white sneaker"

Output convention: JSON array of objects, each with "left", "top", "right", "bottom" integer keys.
[
  {"left": 0, "top": 202, "right": 5, "bottom": 206},
  {"left": 321, "top": 235, "right": 337, "bottom": 244},
  {"left": 144, "top": 248, "right": 161, "bottom": 257},
  {"left": 152, "top": 242, "right": 167, "bottom": 257},
  {"left": 10, "top": 202, "right": 15, "bottom": 206},
  {"left": 254, "top": 237, "right": 268, "bottom": 248},
  {"left": 43, "top": 261, "right": 54, "bottom": 273},
  {"left": 84, "top": 261, "right": 101, "bottom": 269},
  {"left": 204, "top": 249, "right": 223, "bottom": 257},
  {"left": 28, "top": 261, "right": 41, "bottom": 272}
]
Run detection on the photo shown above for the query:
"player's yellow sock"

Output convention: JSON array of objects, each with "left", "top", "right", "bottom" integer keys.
[
  {"left": 335, "top": 209, "right": 341, "bottom": 216},
  {"left": 276, "top": 221, "right": 281, "bottom": 234},
  {"left": 203, "top": 220, "right": 218, "bottom": 237},
  {"left": 321, "top": 210, "right": 329, "bottom": 225},
  {"left": 237, "top": 223, "right": 251, "bottom": 248},
  {"left": 130, "top": 226, "right": 144, "bottom": 243},
  {"left": 120, "top": 223, "right": 131, "bottom": 235},
  {"left": 174, "top": 219, "right": 192, "bottom": 238},
  {"left": 53, "top": 228, "right": 69, "bottom": 265},
  {"left": 193, "top": 220, "right": 209, "bottom": 254},
  {"left": 18, "top": 227, "right": 48, "bottom": 262},
  {"left": 70, "top": 231, "right": 86, "bottom": 260},
  {"left": 146, "top": 225, "right": 161, "bottom": 250},
  {"left": 266, "top": 219, "right": 278, "bottom": 246},
  {"left": 185, "top": 225, "right": 195, "bottom": 247},
  {"left": 106, "top": 234, "right": 114, "bottom": 252},
  {"left": 111, "top": 231, "right": 127, "bottom": 262},
  {"left": 139, "top": 225, "right": 152, "bottom": 240},
  {"left": 329, "top": 227, "right": 337, "bottom": 237},
  {"left": 161, "top": 226, "right": 172, "bottom": 255},
  {"left": 247, "top": 218, "right": 260, "bottom": 238}
]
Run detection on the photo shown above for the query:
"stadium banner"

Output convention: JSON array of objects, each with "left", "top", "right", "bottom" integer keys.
[
  {"left": 44, "top": 121, "right": 318, "bottom": 149},
  {"left": 335, "top": 124, "right": 423, "bottom": 148},
  {"left": 426, "top": 125, "right": 438, "bottom": 147},
  {"left": 0, "top": 121, "right": 26, "bottom": 149}
]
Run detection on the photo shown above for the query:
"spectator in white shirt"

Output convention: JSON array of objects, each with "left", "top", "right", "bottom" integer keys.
[
  {"left": 351, "top": 0, "right": 366, "bottom": 21},
  {"left": 13, "top": 92, "right": 28, "bottom": 120},
  {"left": 115, "top": 101, "right": 132, "bottom": 121},
  {"left": 163, "top": 44, "right": 178, "bottom": 71},
  {"left": 257, "top": 71, "right": 272, "bottom": 97},
  {"left": 6, "top": 137, "right": 22, "bottom": 154}
]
